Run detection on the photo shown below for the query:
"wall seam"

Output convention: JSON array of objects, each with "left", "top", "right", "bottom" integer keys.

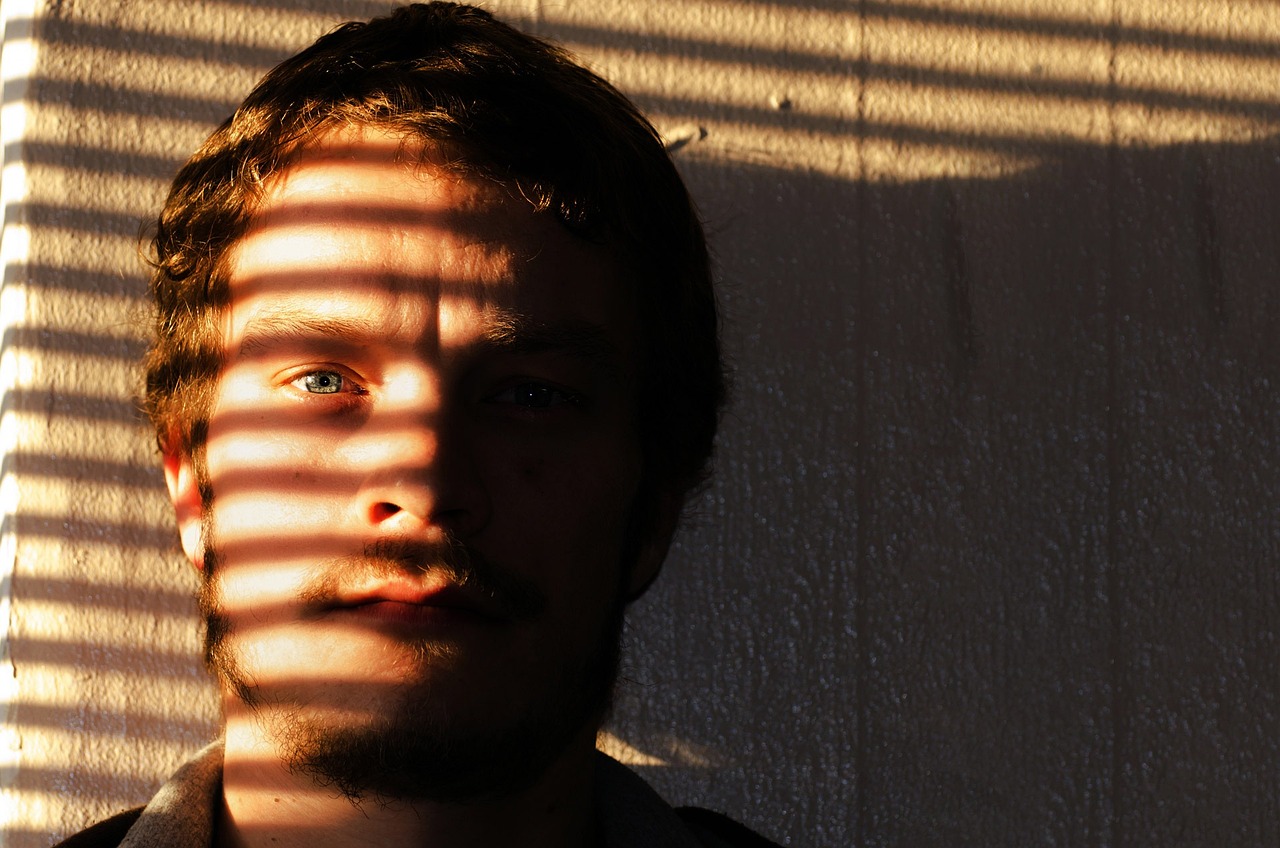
[
  {"left": 1104, "top": 1, "right": 1125, "bottom": 846},
  {"left": 852, "top": 2, "right": 869, "bottom": 846}
]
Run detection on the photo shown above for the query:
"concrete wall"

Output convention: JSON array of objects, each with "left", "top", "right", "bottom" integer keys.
[{"left": 4, "top": 0, "right": 1280, "bottom": 845}]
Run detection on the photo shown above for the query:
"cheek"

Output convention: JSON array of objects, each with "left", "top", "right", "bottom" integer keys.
[
  {"left": 517, "top": 455, "right": 543, "bottom": 482},
  {"left": 203, "top": 412, "right": 356, "bottom": 586},
  {"left": 210, "top": 557, "right": 308, "bottom": 625},
  {"left": 206, "top": 379, "right": 349, "bottom": 511},
  {"left": 480, "top": 436, "right": 642, "bottom": 579},
  {"left": 208, "top": 434, "right": 343, "bottom": 534}
]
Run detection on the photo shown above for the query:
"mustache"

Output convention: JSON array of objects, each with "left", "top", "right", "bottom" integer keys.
[{"left": 298, "top": 535, "right": 548, "bottom": 622}]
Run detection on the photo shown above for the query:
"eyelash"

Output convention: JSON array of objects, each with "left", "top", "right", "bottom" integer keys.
[
  {"left": 288, "top": 368, "right": 367, "bottom": 397},
  {"left": 284, "top": 370, "right": 583, "bottom": 414},
  {"left": 485, "top": 381, "right": 583, "bottom": 410}
]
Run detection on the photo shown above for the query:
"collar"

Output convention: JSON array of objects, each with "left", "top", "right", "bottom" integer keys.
[
  {"left": 118, "top": 740, "right": 222, "bottom": 848},
  {"left": 116, "top": 742, "right": 701, "bottom": 848}
]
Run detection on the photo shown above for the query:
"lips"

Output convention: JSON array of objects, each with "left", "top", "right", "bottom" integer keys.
[
  {"left": 295, "top": 542, "right": 547, "bottom": 628},
  {"left": 320, "top": 573, "right": 508, "bottom": 630},
  {"left": 335, "top": 598, "right": 493, "bottom": 629}
]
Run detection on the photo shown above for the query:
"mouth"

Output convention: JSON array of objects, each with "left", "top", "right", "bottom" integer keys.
[
  {"left": 321, "top": 577, "right": 508, "bottom": 631},
  {"left": 333, "top": 599, "right": 493, "bottom": 629}
]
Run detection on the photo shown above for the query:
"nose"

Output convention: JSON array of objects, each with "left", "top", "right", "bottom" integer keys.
[{"left": 354, "top": 400, "right": 490, "bottom": 540}]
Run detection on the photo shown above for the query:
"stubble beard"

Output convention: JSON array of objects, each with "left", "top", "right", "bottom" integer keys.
[{"left": 197, "top": 515, "right": 627, "bottom": 805}]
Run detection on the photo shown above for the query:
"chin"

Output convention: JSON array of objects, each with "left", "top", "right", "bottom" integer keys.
[{"left": 207, "top": 607, "right": 626, "bottom": 805}]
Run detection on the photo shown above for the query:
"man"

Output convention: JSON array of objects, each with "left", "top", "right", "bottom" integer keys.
[{"left": 57, "top": 3, "right": 777, "bottom": 847}]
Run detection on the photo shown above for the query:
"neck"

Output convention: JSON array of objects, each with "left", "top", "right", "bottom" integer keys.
[{"left": 216, "top": 703, "right": 600, "bottom": 848}]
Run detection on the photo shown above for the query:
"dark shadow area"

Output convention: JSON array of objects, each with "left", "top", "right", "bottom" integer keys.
[
  {"left": 2, "top": 327, "right": 144, "bottom": 361},
  {"left": 6, "top": 450, "right": 161, "bottom": 488},
  {"left": 6, "top": 513, "right": 179, "bottom": 552},
  {"left": 2, "top": 386, "right": 144, "bottom": 426},
  {"left": 17, "top": 573, "right": 192, "bottom": 611},
  {"left": 610, "top": 136, "right": 1280, "bottom": 847},
  {"left": 3, "top": 141, "right": 180, "bottom": 181}
]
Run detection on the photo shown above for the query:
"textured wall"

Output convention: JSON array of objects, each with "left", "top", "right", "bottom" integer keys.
[{"left": 3, "top": 1, "right": 1280, "bottom": 846}]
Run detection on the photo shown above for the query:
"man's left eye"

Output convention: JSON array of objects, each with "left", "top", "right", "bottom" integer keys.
[
  {"left": 488, "top": 382, "right": 580, "bottom": 409},
  {"left": 293, "top": 370, "right": 347, "bottom": 394}
]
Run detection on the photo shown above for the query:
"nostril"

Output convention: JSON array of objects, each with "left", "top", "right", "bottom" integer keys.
[{"left": 370, "top": 502, "right": 403, "bottom": 523}]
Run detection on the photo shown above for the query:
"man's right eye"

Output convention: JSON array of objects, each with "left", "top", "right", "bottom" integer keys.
[{"left": 292, "top": 370, "right": 347, "bottom": 394}]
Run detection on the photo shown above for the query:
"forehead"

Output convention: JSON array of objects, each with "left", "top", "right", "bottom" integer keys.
[{"left": 222, "top": 128, "right": 632, "bottom": 351}]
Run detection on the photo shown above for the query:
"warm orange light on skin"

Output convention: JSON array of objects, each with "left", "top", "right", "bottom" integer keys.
[{"left": 163, "top": 127, "right": 674, "bottom": 848}]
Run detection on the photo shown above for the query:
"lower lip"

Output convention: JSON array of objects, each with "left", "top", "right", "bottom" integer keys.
[{"left": 330, "top": 601, "right": 491, "bottom": 631}]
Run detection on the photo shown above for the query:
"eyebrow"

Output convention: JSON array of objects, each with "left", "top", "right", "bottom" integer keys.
[
  {"left": 236, "top": 308, "right": 628, "bottom": 372},
  {"left": 237, "top": 312, "right": 388, "bottom": 358},
  {"left": 479, "top": 311, "right": 629, "bottom": 375}
]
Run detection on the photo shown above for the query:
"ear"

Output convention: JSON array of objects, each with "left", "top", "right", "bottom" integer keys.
[
  {"left": 625, "top": 491, "right": 683, "bottom": 600},
  {"left": 163, "top": 446, "right": 206, "bottom": 572}
]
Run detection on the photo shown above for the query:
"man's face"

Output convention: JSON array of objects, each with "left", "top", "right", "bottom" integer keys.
[{"left": 165, "top": 128, "right": 663, "bottom": 800}]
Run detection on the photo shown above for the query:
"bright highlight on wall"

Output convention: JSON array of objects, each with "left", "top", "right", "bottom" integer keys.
[{"left": 1, "top": 0, "right": 42, "bottom": 841}]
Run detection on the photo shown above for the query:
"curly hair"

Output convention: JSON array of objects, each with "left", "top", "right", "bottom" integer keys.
[{"left": 144, "top": 1, "right": 724, "bottom": 507}]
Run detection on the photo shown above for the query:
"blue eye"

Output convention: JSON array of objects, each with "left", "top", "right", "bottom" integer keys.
[{"left": 296, "top": 371, "right": 344, "bottom": 394}]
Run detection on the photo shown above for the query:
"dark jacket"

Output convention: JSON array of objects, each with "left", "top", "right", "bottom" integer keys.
[{"left": 52, "top": 744, "right": 783, "bottom": 848}]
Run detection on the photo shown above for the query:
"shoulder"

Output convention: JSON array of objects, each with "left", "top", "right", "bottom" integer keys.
[
  {"left": 676, "top": 807, "right": 786, "bottom": 848},
  {"left": 50, "top": 808, "right": 144, "bottom": 848},
  {"left": 593, "top": 750, "right": 788, "bottom": 847}
]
